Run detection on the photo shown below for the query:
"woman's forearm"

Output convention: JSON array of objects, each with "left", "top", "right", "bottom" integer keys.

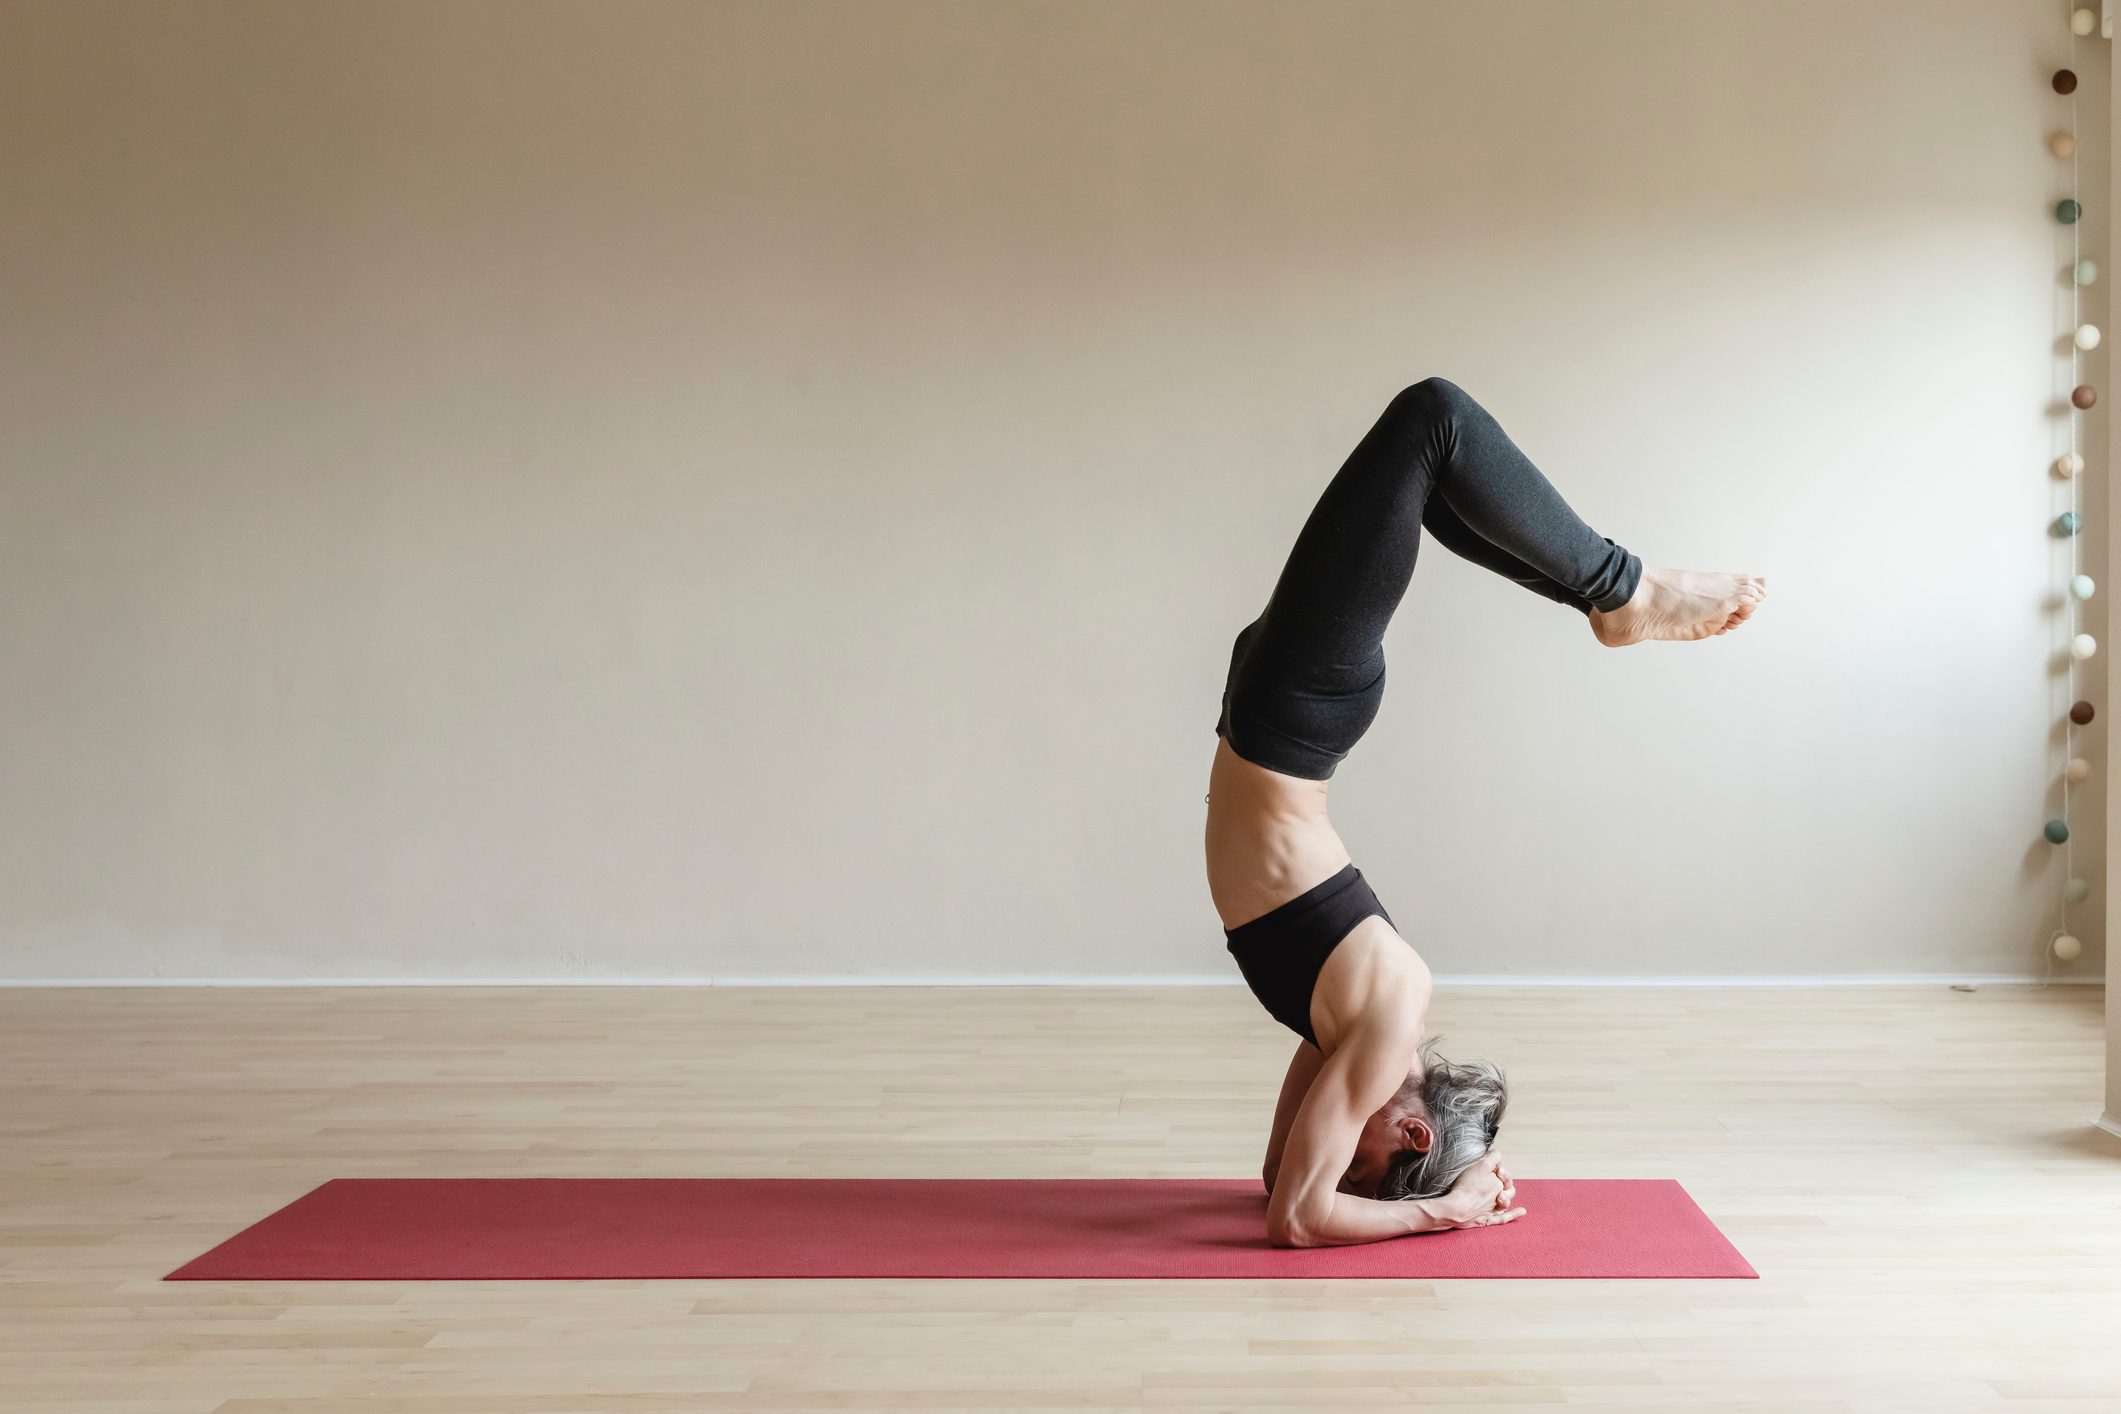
[{"left": 1269, "top": 1190, "right": 1455, "bottom": 1248}]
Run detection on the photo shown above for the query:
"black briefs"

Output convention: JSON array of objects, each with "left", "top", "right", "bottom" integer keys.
[{"left": 1224, "top": 863, "right": 1394, "bottom": 1048}]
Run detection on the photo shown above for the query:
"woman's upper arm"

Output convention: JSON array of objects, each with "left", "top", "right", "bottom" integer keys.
[
  {"left": 1262, "top": 1039, "right": 1327, "bottom": 1187},
  {"left": 1264, "top": 1030, "right": 1413, "bottom": 1242}
]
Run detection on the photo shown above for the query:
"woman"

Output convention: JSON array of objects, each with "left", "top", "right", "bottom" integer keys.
[{"left": 1205, "top": 376, "right": 1764, "bottom": 1249}]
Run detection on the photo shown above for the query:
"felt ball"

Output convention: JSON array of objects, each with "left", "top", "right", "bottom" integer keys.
[
  {"left": 2056, "top": 451, "right": 2085, "bottom": 478},
  {"left": 2071, "top": 699, "right": 2096, "bottom": 724},
  {"left": 2056, "top": 68, "right": 2080, "bottom": 94},
  {"left": 2052, "top": 130, "right": 2079, "bottom": 158},
  {"left": 2066, "top": 876, "right": 2092, "bottom": 903},
  {"left": 2072, "top": 633, "right": 2098, "bottom": 660},
  {"left": 2056, "top": 511, "right": 2083, "bottom": 535},
  {"left": 2079, "top": 258, "right": 2100, "bottom": 286},
  {"left": 2075, "top": 385, "right": 2098, "bottom": 409},
  {"left": 2074, "top": 7, "right": 2099, "bottom": 36},
  {"left": 2046, "top": 818, "right": 2072, "bottom": 843},
  {"left": 2067, "top": 757, "right": 2093, "bottom": 783},
  {"left": 2059, "top": 199, "right": 2083, "bottom": 224},
  {"left": 2073, "top": 574, "right": 2097, "bottom": 600},
  {"left": 2054, "top": 933, "right": 2084, "bottom": 960},
  {"left": 2077, "top": 322, "right": 2103, "bottom": 350}
]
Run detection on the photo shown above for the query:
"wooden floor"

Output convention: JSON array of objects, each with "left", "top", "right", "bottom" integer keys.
[{"left": 3, "top": 983, "right": 2117, "bottom": 1413}]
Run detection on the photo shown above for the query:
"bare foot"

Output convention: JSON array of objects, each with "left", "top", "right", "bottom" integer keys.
[{"left": 1589, "top": 569, "right": 1766, "bottom": 646}]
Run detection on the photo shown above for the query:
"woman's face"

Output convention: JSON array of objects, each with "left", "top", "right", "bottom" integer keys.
[{"left": 1338, "top": 1101, "right": 1431, "bottom": 1196}]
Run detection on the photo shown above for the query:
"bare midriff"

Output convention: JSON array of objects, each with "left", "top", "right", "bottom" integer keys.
[
  {"left": 1203, "top": 738, "right": 1352, "bottom": 930},
  {"left": 1205, "top": 738, "right": 1430, "bottom": 1051}
]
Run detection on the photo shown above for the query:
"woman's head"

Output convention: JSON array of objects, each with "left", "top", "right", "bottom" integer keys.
[{"left": 1341, "top": 1038, "right": 1507, "bottom": 1201}]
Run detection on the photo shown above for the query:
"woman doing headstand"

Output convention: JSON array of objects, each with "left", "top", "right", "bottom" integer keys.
[{"left": 1206, "top": 376, "right": 1764, "bottom": 1249}]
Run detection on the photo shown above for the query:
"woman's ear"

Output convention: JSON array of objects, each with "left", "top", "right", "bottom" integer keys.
[{"left": 1398, "top": 1114, "right": 1434, "bottom": 1153}]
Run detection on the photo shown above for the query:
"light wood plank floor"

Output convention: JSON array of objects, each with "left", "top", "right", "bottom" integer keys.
[{"left": 3, "top": 983, "right": 2117, "bottom": 1413}]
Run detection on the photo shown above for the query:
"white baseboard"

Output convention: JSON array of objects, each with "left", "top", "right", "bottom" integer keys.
[
  {"left": 2097, "top": 1113, "right": 2121, "bottom": 1141},
  {"left": 0, "top": 972, "right": 2100, "bottom": 988}
]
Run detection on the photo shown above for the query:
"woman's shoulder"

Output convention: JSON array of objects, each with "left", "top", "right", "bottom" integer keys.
[{"left": 1310, "top": 918, "right": 1430, "bottom": 1051}]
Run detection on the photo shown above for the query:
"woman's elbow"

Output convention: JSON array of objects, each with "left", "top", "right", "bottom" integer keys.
[{"left": 1265, "top": 1213, "right": 1318, "bottom": 1249}]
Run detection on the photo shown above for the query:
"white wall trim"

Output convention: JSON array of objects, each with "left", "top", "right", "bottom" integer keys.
[
  {"left": 0, "top": 972, "right": 2099, "bottom": 989},
  {"left": 2096, "top": 1113, "right": 2121, "bottom": 1141}
]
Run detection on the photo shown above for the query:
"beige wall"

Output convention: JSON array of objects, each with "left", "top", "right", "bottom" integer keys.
[{"left": 0, "top": 0, "right": 2108, "bottom": 981}]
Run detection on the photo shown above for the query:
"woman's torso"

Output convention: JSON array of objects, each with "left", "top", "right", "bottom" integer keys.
[
  {"left": 1204, "top": 739, "right": 1350, "bottom": 927},
  {"left": 1205, "top": 740, "right": 1424, "bottom": 1049}
]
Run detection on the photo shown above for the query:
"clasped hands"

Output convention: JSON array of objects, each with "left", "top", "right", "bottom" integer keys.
[{"left": 1434, "top": 1152, "right": 1523, "bottom": 1229}]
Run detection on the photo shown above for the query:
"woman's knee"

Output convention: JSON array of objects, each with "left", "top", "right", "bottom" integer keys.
[
  {"left": 1372, "top": 377, "right": 1476, "bottom": 455},
  {"left": 1393, "top": 375, "right": 1473, "bottom": 418}
]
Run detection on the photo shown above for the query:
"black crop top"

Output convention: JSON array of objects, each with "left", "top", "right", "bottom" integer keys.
[{"left": 1223, "top": 863, "right": 1393, "bottom": 1047}]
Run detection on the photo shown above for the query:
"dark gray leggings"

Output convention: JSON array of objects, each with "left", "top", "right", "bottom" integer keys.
[{"left": 1216, "top": 377, "right": 1641, "bottom": 780}]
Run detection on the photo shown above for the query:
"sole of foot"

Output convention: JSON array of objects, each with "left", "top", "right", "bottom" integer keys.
[{"left": 1589, "top": 569, "right": 1766, "bottom": 647}]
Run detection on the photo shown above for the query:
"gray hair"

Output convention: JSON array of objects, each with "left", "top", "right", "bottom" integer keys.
[{"left": 1376, "top": 1039, "right": 1507, "bottom": 1202}]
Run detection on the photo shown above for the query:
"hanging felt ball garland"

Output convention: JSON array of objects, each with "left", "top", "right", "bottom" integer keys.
[{"left": 2041, "top": 19, "right": 2099, "bottom": 966}]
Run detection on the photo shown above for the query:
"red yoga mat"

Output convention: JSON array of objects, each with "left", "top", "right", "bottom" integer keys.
[{"left": 167, "top": 1178, "right": 1754, "bottom": 1280}]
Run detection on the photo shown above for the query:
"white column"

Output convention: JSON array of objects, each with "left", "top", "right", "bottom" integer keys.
[{"left": 2105, "top": 14, "right": 2121, "bottom": 1140}]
